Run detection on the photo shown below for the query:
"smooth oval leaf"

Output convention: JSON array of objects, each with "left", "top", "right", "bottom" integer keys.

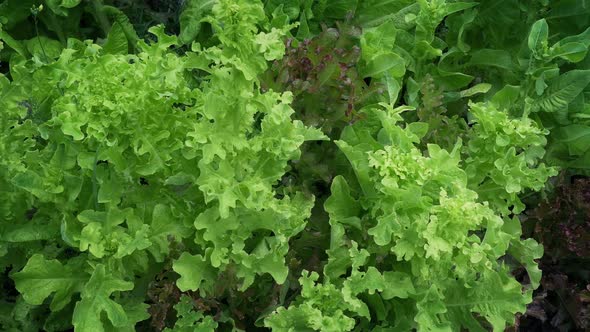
[
  {"left": 552, "top": 42, "right": 588, "bottom": 63},
  {"left": 361, "top": 52, "right": 406, "bottom": 78},
  {"left": 528, "top": 19, "right": 548, "bottom": 53}
]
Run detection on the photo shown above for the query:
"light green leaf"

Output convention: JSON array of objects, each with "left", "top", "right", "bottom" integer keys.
[
  {"left": 508, "top": 237, "right": 543, "bottom": 288},
  {"left": 255, "top": 28, "right": 289, "bottom": 61},
  {"left": 527, "top": 19, "right": 548, "bottom": 53},
  {"left": 72, "top": 265, "right": 135, "bottom": 332},
  {"left": 164, "top": 295, "right": 218, "bottom": 331},
  {"left": 24, "top": 36, "right": 63, "bottom": 60},
  {"left": 173, "top": 252, "right": 216, "bottom": 292},
  {"left": 324, "top": 176, "right": 361, "bottom": 225},
  {"left": 361, "top": 52, "right": 406, "bottom": 78},
  {"left": 551, "top": 42, "right": 588, "bottom": 63},
  {"left": 1, "top": 219, "right": 60, "bottom": 242},
  {"left": 491, "top": 85, "right": 520, "bottom": 111},
  {"left": 460, "top": 83, "right": 492, "bottom": 98},
  {"left": 12, "top": 255, "right": 86, "bottom": 311}
]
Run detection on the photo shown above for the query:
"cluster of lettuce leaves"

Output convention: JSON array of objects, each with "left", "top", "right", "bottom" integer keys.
[
  {"left": 1, "top": 1, "right": 324, "bottom": 330},
  {"left": 1, "top": 0, "right": 589, "bottom": 331}
]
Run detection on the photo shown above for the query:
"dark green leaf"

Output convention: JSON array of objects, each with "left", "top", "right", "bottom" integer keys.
[
  {"left": 178, "top": 0, "right": 215, "bottom": 45},
  {"left": 536, "top": 70, "right": 590, "bottom": 112}
]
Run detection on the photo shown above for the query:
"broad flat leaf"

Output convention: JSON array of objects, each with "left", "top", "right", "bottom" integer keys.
[
  {"left": 381, "top": 271, "right": 415, "bottom": 299},
  {"left": 72, "top": 265, "right": 135, "bottom": 332},
  {"left": 46, "top": 0, "right": 82, "bottom": 16},
  {"left": 413, "top": 287, "right": 451, "bottom": 331},
  {"left": 469, "top": 49, "right": 514, "bottom": 70},
  {"left": 11, "top": 170, "right": 63, "bottom": 201},
  {"left": 491, "top": 85, "right": 521, "bottom": 110},
  {"left": 296, "top": 9, "right": 311, "bottom": 39},
  {"left": 452, "top": 268, "right": 530, "bottom": 332},
  {"left": 322, "top": 0, "right": 360, "bottom": 20},
  {"left": 173, "top": 252, "right": 216, "bottom": 292},
  {"left": 0, "top": 29, "right": 28, "bottom": 58},
  {"left": 567, "top": 150, "right": 590, "bottom": 170},
  {"left": 101, "top": 5, "right": 140, "bottom": 51},
  {"left": 361, "top": 52, "right": 406, "bottom": 78},
  {"left": 12, "top": 254, "right": 86, "bottom": 311},
  {"left": 55, "top": 0, "right": 81, "bottom": 8},
  {"left": 509, "top": 238, "right": 543, "bottom": 288},
  {"left": 559, "top": 26, "right": 590, "bottom": 47},
  {"left": 460, "top": 83, "right": 492, "bottom": 98},
  {"left": 442, "top": 272, "right": 525, "bottom": 332},
  {"left": 335, "top": 139, "right": 377, "bottom": 199},
  {"left": 1, "top": 219, "right": 60, "bottom": 242},
  {"left": 102, "top": 22, "right": 129, "bottom": 55},
  {"left": 536, "top": 70, "right": 590, "bottom": 112},
  {"left": 149, "top": 204, "right": 191, "bottom": 262},
  {"left": 528, "top": 19, "right": 548, "bottom": 53},
  {"left": 324, "top": 176, "right": 361, "bottom": 226},
  {"left": 264, "top": 0, "right": 301, "bottom": 21},
  {"left": 382, "top": 74, "right": 402, "bottom": 104},
  {"left": 116, "top": 299, "right": 150, "bottom": 329},
  {"left": 551, "top": 42, "right": 588, "bottom": 63},
  {"left": 455, "top": 9, "right": 477, "bottom": 52},
  {"left": 164, "top": 172, "right": 196, "bottom": 186},
  {"left": 361, "top": 20, "right": 397, "bottom": 59},
  {"left": 178, "top": 0, "right": 215, "bottom": 45},
  {"left": 24, "top": 36, "right": 63, "bottom": 60},
  {"left": 436, "top": 68, "right": 474, "bottom": 90},
  {"left": 535, "top": 77, "right": 549, "bottom": 96},
  {"left": 443, "top": 2, "right": 479, "bottom": 17},
  {"left": 547, "top": 0, "right": 590, "bottom": 19},
  {"left": 552, "top": 124, "right": 590, "bottom": 156},
  {"left": 97, "top": 175, "right": 123, "bottom": 204},
  {"left": 356, "top": 1, "right": 418, "bottom": 28}
]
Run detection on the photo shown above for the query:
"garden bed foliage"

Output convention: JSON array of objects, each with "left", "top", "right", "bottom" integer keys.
[{"left": 1, "top": 0, "right": 589, "bottom": 331}]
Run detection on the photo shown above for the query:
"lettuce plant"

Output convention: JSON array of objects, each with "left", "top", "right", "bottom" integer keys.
[{"left": 265, "top": 104, "right": 544, "bottom": 331}]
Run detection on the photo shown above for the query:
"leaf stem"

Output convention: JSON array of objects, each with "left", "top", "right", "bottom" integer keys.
[{"left": 33, "top": 15, "right": 50, "bottom": 63}]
